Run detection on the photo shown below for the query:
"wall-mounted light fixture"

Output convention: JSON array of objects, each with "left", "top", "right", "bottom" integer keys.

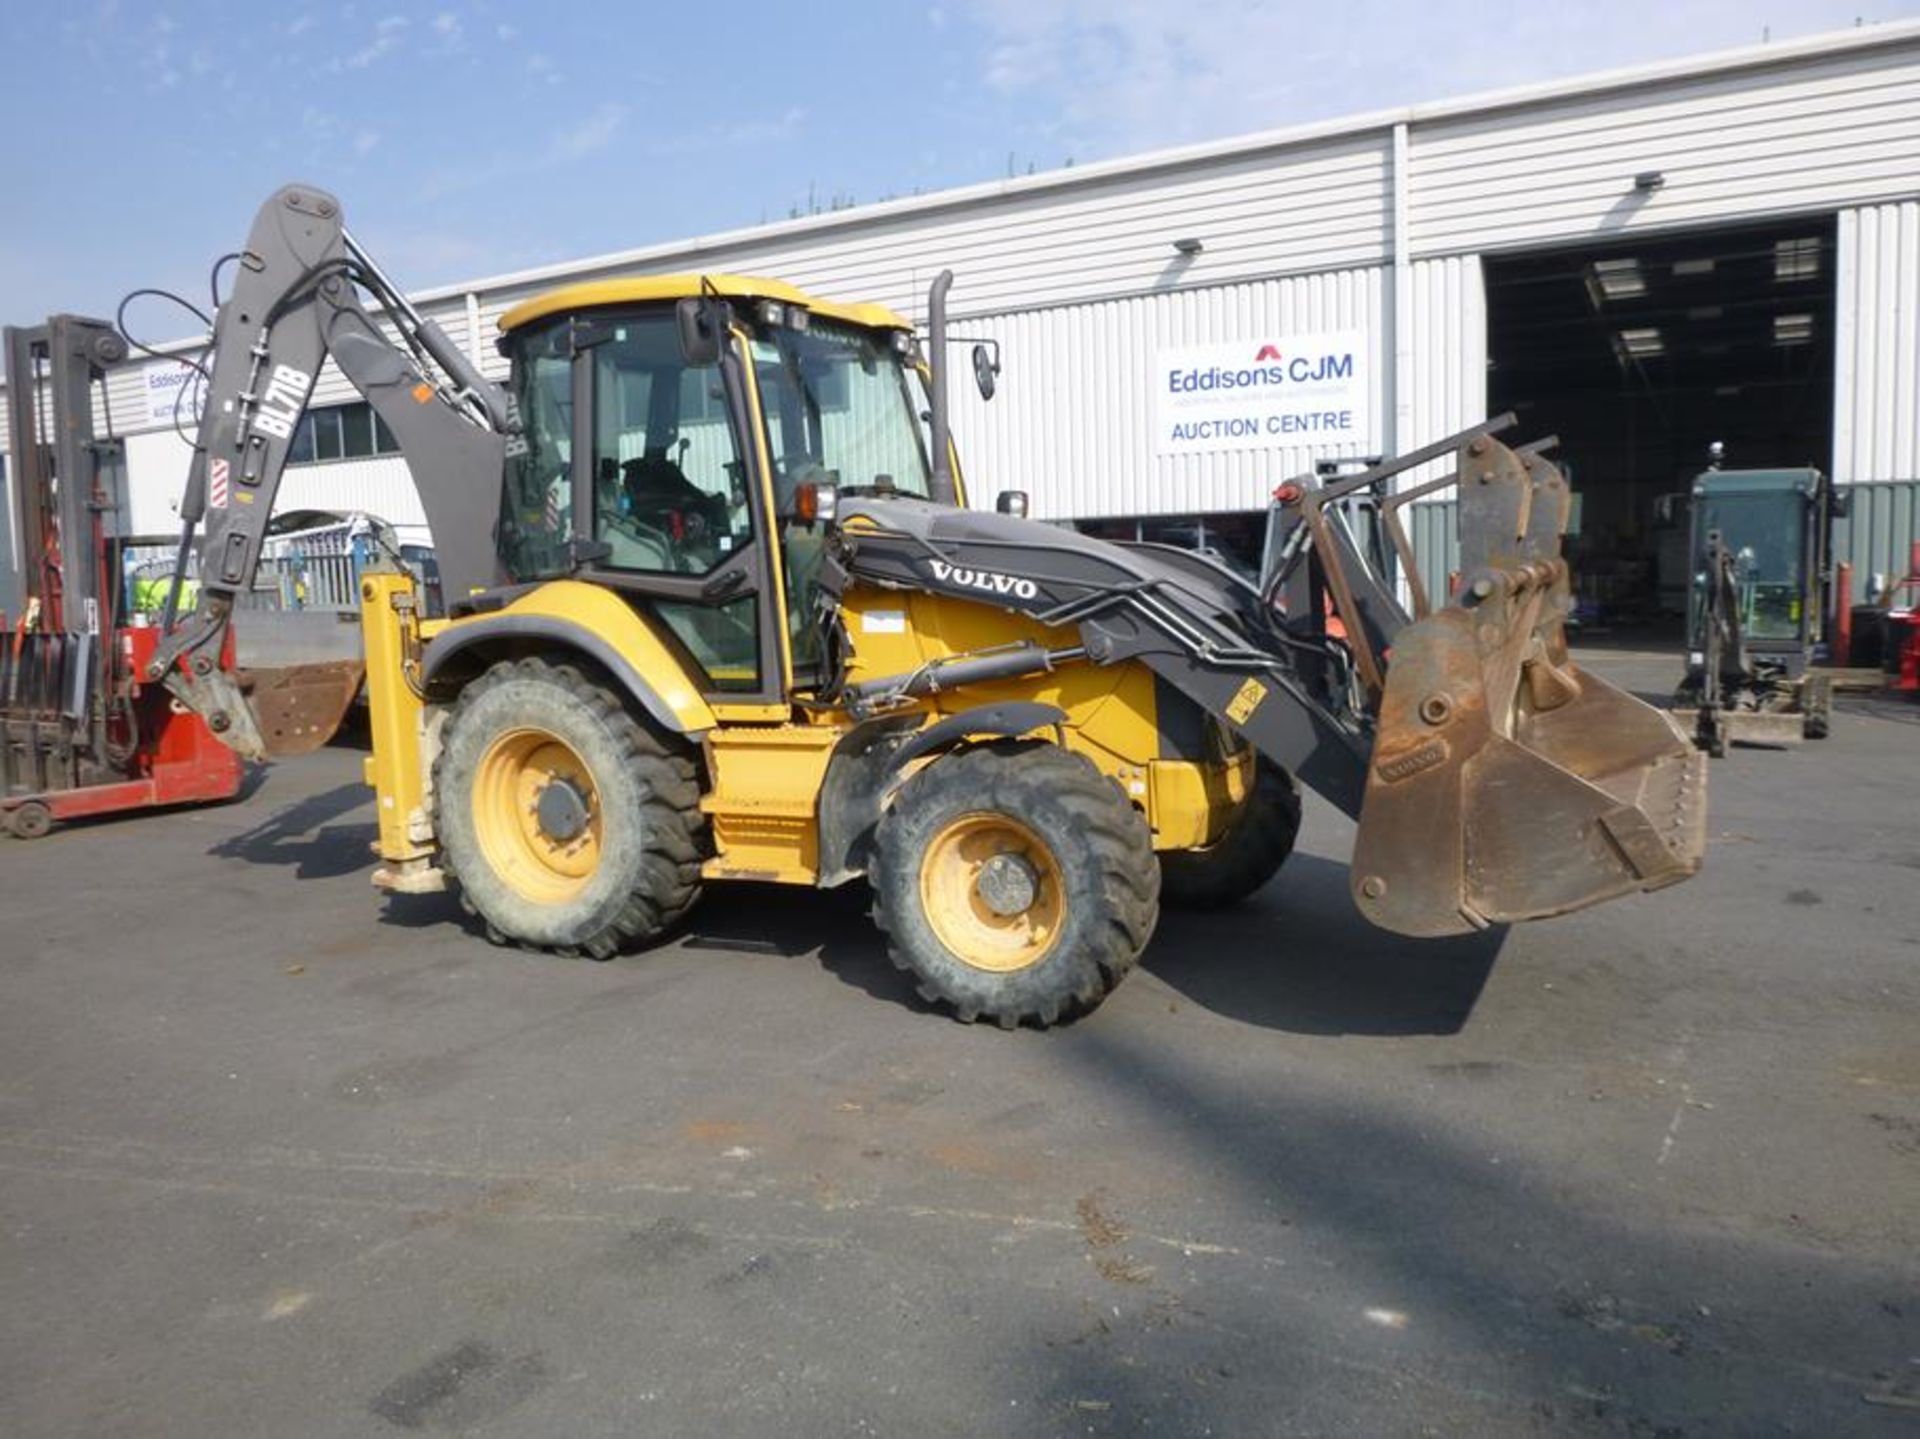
[
  {"left": 1633, "top": 170, "right": 1665, "bottom": 193},
  {"left": 1171, "top": 236, "right": 1204, "bottom": 256}
]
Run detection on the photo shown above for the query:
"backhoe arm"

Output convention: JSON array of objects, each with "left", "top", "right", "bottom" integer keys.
[{"left": 146, "top": 184, "right": 513, "bottom": 757}]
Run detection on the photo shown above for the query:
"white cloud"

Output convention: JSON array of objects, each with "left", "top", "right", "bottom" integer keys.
[
  {"left": 961, "top": 0, "right": 1896, "bottom": 158},
  {"left": 497, "top": 22, "right": 519, "bottom": 41},
  {"left": 286, "top": 13, "right": 314, "bottom": 37},
  {"left": 552, "top": 102, "right": 628, "bottom": 160},
  {"left": 344, "top": 13, "right": 410, "bottom": 69},
  {"left": 432, "top": 11, "right": 460, "bottom": 37},
  {"left": 353, "top": 129, "right": 381, "bottom": 156}
]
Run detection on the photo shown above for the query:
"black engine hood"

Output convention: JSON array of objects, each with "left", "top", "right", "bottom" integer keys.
[{"left": 834, "top": 496, "right": 1256, "bottom": 635}]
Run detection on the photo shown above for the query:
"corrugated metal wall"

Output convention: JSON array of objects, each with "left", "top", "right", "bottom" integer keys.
[
  {"left": 1409, "top": 44, "right": 1920, "bottom": 255},
  {"left": 1834, "top": 199, "right": 1920, "bottom": 484},
  {"left": 469, "top": 136, "right": 1393, "bottom": 344},
  {"left": 953, "top": 268, "right": 1385, "bottom": 519},
  {"left": 118, "top": 432, "right": 423, "bottom": 537},
  {"left": 1407, "top": 501, "right": 1460, "bottom": 611},
  {"left": 1837, "top": 481, "right": 1920, "bottom": 595},
  {"left": 1832, "top": 200, "right": 1919, "bottom": 595},
  {"left": 1398, "top": 254, "right": 1487, "bottom": 486}
]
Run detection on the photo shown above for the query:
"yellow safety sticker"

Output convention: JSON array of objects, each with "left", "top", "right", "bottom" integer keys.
[{"left": 1225, "top": 677, "right": 1268, "bottom": 725}]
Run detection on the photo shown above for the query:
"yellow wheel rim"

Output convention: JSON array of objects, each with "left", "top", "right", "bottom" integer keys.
[
  {"left": 919, "top": 813, "right": 1065, "bottom": 973},
  {"left": 472, "top": 727, "right": 604, "bottom": 905}
]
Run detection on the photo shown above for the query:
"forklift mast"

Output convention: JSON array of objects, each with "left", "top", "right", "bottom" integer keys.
[
  {"left": 4, "top": 317, "right": 128, "bottom": 630},
  {"left": 3, "top": 316, "right": 130, "bottom": 768}
]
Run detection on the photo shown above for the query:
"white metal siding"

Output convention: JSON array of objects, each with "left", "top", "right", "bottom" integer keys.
[
  {"left": 1834, "top": 200, "right": 1920, "bottom": 484},
  {"left": 1836, "top": 480, "right": 1920, "bottom": 592},
  {"left": 122, "top": 431, "right": 193, "bottom": 535},
  {"left": 954, "top": 268, "right": 1385, "bottom": 519},
  {"left": 117, "top": 431, "right": 423, "bottom": 537},
  {"left": 278, "top": 456, "right": 424, "bottom": 528},
  {"left": 1409, "top": 46, "right": 1920, "bottom": 256},
  {"left": 1399, "top": 254, "right": 1487, "bottom": 483},
  {"left": 470, "top": 138, "right": 1391, "bottom": 345}
]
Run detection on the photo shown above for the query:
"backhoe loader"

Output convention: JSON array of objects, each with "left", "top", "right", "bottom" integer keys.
[{"left": 149, "top": 185, "right": 1707, "bottom": 1027}]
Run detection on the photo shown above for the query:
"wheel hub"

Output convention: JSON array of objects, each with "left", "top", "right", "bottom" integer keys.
[
  {"left": 534, "top": 775, "right": 591, "bottom": 842},
  {"left": 975, "top": 851, "right": 1039, "bottom": 916},
  {"left": 918, "top": 812, "right": 1066, "bottom": 974}
]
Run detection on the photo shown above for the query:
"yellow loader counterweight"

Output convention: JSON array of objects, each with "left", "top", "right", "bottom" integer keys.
[{"left": 156, "top": 184, "right": 1706, "bottom": 1027}]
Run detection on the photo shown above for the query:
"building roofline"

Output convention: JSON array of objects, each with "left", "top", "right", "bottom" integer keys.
[
  {"left": 7, "top": 17, "right": 1910, "bottom": 394},
  {"left": 402, "top": 19, "right": 1920, "bottom": 308}
]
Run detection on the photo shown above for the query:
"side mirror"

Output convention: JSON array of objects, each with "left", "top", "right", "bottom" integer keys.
[
  {"left": 995, "top": 490, "right": 1028, "bottom": 518},
  {"left": 972, "top": 342, "right": 999, "bottom": 402},
  {"left": 676, "top": 296, "right": 722, "bottom": 367}
]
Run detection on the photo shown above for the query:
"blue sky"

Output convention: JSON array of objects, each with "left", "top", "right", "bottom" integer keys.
[{"left": 1, "top": 0, "right": 1912, "bottom": 330}]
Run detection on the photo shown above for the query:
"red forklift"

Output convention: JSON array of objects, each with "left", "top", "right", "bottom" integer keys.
[{"left": 1, "top": 315, "right": 243, "bottom": 837}]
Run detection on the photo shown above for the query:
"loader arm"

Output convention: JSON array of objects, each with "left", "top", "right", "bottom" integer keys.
[
  {"left": 829, "top": 416, "right": 1706, "bottom": 938},
  {"left": 145, "top": 185, "right": 513, "bottom": 757}
]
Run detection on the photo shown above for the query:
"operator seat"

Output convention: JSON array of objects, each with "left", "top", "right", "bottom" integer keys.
[{"left": 621, "top": 451, "right": 708, "bottom": 514}]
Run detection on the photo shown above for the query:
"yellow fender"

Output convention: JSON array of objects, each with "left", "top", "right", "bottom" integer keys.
[{"left": 421, "top": 580, "right": 715, "bottom": 734}]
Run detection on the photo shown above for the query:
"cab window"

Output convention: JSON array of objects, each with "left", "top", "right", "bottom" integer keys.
[{"left": 590, "top": 317, "right": 753, "bottom": 575}]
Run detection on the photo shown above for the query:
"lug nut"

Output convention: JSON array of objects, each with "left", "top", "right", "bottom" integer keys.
[
  {"left": 1360, "top": 876, "right": 1387, "bottom": 899},
  {"left": 1468, "top": 437, "right": 1489, "bottom": 457},
  {"left": 1419, "top": 693, "right": 1453, "bottom": 725}
]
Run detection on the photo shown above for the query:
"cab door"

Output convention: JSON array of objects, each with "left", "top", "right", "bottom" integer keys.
[{"left": 562, "top": 309, "right": 790, "bottom": 711}]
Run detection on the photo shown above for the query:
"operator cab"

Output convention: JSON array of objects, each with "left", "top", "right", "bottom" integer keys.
[{"left": 493, "top": 276, "right": 954, "bottom": 701}]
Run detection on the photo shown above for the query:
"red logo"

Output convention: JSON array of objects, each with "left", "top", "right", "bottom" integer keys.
[{"left": 1254, "top": 344, "right": 1283, "bottom": 362}]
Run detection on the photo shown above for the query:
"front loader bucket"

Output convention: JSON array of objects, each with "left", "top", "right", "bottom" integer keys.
[
  {"left": 238, "top": 660, "right": 365, "bottom": 756},
  {"left": 1350, "top": 439, "right": 1707, "bottom": 937}
]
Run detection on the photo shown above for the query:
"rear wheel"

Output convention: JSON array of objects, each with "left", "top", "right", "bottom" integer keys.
[
  {"left": 1159, "top": 756, "right": 1300, "bottom": 909},
  {"left": 433, "top": 658, "right": 702, "bottom": 958},
  {"left": 872, "top": 744, "right": 1158, "bottom": 1028}
]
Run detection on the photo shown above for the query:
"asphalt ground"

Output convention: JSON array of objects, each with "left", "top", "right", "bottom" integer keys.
[{"left": 2, "top": 652, "right": 1916, "bottom": 1436}]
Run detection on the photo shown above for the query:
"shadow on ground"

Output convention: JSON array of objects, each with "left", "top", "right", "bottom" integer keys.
[
  {"left": 208, "top": 781, "right": 375, "bottom": 879},
  {"left": 203, "top": 767, "right": 1501, "bottom": 1038},
  {"left": 667, "top": 854, "right": 1501, "bottom": 1039},
  {"left": 1143, "top": 853, "right": 1502, "bottom": 1036}
]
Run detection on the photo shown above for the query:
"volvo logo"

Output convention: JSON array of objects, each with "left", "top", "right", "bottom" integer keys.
[{"left": 927, "top": 559, "right": 1039, "bottom": 601}]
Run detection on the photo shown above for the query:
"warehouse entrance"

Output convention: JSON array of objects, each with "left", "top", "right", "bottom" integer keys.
[{"left": 1484, "top": 217, "right": 1836, "bottom": 642}]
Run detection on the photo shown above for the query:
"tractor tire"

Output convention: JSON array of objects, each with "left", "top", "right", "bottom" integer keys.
[
  {"left": 872, "top": 743, "right": 1159, "bottom": 1029},
  {"left": 1159, "top": 757, "right": 1300, "bottom": 909},
  {"left": 432, "top": 657, "right": 703, "bottom": 959}
]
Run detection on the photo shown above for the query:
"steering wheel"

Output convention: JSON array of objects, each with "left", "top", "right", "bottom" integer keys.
[{"left": 626, "top": 488, "right": 727, "bottom": 549}]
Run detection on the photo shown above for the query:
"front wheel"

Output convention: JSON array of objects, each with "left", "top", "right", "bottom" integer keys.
[
  {"left": 432, "top": 657, "right": 703, "bottom": 958},
  {"left": 872, "top": 744, "right": 1159, "bottom": 1028}
]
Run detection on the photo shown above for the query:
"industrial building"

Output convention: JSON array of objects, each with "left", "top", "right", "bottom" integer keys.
[{"left": 4, "top": 20, "right": 1917, "bottom": 627}]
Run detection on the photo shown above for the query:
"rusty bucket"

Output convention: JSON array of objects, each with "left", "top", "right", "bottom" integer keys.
[
  {"left": 238, "top": 660, "right": 365, "bottom": 756},
  {"left": 1351, "top": 438, "right": 1708, "bottom": 937}
]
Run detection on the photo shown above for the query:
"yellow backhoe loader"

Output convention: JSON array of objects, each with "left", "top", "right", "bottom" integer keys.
[{"left": 147, "top": 185, "right": 1707, "bottom": 1026}]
